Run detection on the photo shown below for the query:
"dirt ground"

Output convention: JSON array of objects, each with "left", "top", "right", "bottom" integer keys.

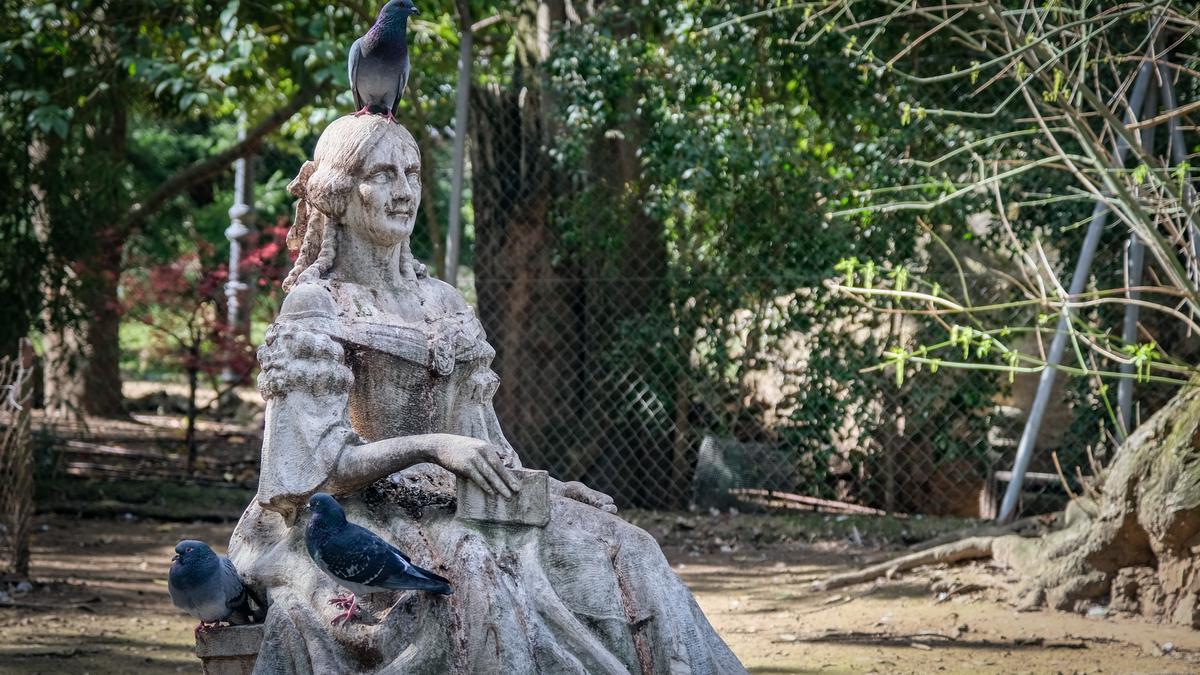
[{"left": 2, "top": 510, "right": 1198, "bottom": 674}]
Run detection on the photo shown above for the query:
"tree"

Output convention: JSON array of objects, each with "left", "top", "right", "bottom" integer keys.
[{"left": 806, "top": 1, "right": 1200, "bottom": 626}]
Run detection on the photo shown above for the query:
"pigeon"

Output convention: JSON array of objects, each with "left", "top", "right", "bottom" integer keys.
[
  {"left": 305, "top": 492, "right": 452, "bottom": 626},
  {"left": 348, "top": 0, "right": 420, "bottom": 123},
  {"left": 168, "top": 540, "right": 254, "bottom": 636}
]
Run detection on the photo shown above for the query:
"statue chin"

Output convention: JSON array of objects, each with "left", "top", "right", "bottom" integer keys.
[{"left": 347, "top": 218, "right": 415, "bottom": 248}]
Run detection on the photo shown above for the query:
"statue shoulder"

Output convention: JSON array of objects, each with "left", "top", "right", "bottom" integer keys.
[
  {"left": 279, "top": 281, "right": 337, "bottom": 319},
  {"left": 420, "top": 276, "right": 473, "bottom": 314}
]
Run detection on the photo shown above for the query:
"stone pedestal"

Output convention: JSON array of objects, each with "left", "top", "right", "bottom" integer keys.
[{"left": 195, "top": 624, "right": 263, "bottom": 675}]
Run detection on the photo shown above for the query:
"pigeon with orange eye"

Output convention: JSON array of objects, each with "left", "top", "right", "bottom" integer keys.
[{"left": 168, "top": 540, "right": 256, "bottom": 636}]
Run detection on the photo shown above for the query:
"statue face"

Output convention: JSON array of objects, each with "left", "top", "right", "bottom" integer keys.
[{"left": 342, "top": 135, "right": 421, "bottom": 247}]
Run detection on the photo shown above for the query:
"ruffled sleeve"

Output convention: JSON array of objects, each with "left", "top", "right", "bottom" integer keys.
[{"left": 254, "top": 283, "right": 360, "bottom": 522}]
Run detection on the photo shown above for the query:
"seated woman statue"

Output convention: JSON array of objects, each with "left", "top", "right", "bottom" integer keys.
[{"left": 228, "top": 115, "right": 744, "bottom": 674}]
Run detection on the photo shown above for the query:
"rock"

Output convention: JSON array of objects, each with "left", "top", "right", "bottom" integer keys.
[
  {"left": 691, "top": 435, "right": 799, "bottom": 509},
  {"left": 1086, "top": 605, "right": 1109, "bottom": 619},
  {"left": 221, "top": 115, "right": 746, "bottom": 674}
]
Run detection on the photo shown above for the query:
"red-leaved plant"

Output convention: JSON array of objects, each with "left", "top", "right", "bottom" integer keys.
[{"left": 123, "top": 222, "right": 291, "bottom": 474}]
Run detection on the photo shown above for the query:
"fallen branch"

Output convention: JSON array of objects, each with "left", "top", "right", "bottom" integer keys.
[
  {"left": 729, "top": 488, "right": 895, "bottom": 516},
  {"left": 812, "top": 536, "right": 997, "bottom": 592}
]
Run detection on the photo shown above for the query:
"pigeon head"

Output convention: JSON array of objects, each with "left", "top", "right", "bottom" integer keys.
[
  {"left": 307, "top": 492, "right": 348, "bottom": 530},
  {"left": 379, "top": 0, "right": 419, "bottom": 20},
  {"left": 172, "top": 539, "right": 216, "bottom": 567}
]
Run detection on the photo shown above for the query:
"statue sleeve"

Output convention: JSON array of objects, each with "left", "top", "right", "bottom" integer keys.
[{"left": 254, "top": 284, "right": 359, "bottom": 519}]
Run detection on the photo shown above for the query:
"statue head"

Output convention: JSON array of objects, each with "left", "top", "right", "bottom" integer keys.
[{"left": 283, "top": 116, "right": 423, "bottom": 291}]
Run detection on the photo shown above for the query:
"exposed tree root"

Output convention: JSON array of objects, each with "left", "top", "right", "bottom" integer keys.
[{"left": 814, "top": 378, "right": 1200, "bottom": 628}]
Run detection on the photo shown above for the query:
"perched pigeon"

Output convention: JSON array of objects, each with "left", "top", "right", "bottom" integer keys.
[
  {"left": 305, "top": 492, "right": 452, "bottom": 626},
  {"left": 348, "top": 0, "right": 420, "bottom": 122},
  {"left": 168, "top": 540, "right": 254, "bottom": 636}
]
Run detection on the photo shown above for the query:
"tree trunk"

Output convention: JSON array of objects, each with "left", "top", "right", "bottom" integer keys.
[
  {"left": 79, "top": 228, "right": 127, "bottom": 418},
  {"left": 185, "top": 358, "right": 199, "bottom": 475},
  {"left": 469, "top": 81, "right": 584, "bottom": 479},
  {"left": 988, "top": 376, "right": 1200, "bottom": 626},
  {"left": 469, "top": 1, "right": 674, "bottom": 506}
]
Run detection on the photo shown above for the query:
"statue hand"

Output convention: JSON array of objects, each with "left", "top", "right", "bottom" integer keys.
[
  {"left": 555, "top": 480, "right": 618, "bottom": 514},
  {"left": 434, "top": 439, "right": 519, "bottom": 498}
]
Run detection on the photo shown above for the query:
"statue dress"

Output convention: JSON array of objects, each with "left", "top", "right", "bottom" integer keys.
[{"left": 227, "top": 115, "right": 745, "bottom": 674}]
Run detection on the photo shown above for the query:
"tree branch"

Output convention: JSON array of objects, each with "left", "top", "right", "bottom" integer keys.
[{"left": 121, "top": 81, "right": 325, "bottom": 234}]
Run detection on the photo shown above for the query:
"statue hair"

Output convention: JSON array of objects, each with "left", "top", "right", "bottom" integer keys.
[{"left": 282, "top": 116, "right": 421, "bottom": 292}]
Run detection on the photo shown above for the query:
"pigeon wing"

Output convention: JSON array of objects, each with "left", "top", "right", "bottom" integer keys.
[
  {"left": 391, "top": 54, "right": 410, "bottom": 116},
  {"left": 220, "top": 557, "right": 252, "bottom": 622},
  {"left": 348, "top": 38, "right": 364, "bottom": 111},
  {"left": 322, "top": 523, "right": 451, "bottom": 594}
]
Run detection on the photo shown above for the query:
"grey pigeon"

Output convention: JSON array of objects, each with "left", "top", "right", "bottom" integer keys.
[
  {"left": 305, "top": 492, "right": 452, "bottom": 626},
  {"left": 348, "top": 0, "right": 420, "bottom": 122},
  {"left": 167, "top": 540, "right": 254, "bottom": 636}
]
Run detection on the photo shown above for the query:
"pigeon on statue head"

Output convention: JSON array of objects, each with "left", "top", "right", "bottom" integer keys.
[
  {"left": 167, "top": 539, "right": 256, "bottom": 637},
  {"left": 305, "top": 492, "right": 452, "bottom": 626},
  {"left": 349, "top": 0, "right": 420, "bottom": 123}
]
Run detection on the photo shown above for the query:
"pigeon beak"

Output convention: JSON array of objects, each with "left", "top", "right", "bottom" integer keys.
[
  {"left": 411, "top": 6, "right": 420, "bottom": 14},
  {"left": 171, "top": 554, "right": 180, "bottom": 562}
]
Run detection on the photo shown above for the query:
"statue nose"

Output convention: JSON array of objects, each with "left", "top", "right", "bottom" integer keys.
[{"left": 392, "top": 178, "right": 415, "bottom": 203}]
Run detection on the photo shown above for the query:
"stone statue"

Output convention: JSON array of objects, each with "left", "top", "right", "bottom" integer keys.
[{"left": 228, "top": 115, "right": 745, "bottom": 674}]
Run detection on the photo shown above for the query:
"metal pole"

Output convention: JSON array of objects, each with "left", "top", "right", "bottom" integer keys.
[
  {"left": 444, "top": 6, "right": 473, "bottom": 288},
  {"left": 1117, "top": 81, "right": 1160, "bottom": 435},
  {"left": 1159, "top": 57, "right": 1200, "bottom": 269},
  {"left": 224, "top": 116, "right": 253, "bottom": 381},
  {"left": 998, "top": 57, "right": 1156, "bottom": 523}
]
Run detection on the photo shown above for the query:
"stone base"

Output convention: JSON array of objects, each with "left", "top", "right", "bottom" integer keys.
[{"left": 195, "top": 624, "right": 262, "bottom": 675}]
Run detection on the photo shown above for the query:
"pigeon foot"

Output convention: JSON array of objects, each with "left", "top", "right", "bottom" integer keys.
[
  {"left": 385, "top": 111, "right": 398, "bottom": 124},
  {"left": 329, "top": 592, "right": 356, "bottom": 611},
  {"left": 330, "top": 594, "right": 359, "bottom": 626},
  {"left": 353, "top": 106, "right": 371, "bottom": 117},
  {"left": 194, "top": 621, "right": 217, "bottom": 638}
]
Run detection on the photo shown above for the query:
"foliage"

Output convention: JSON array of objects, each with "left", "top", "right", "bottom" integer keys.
[
  {"left": 811, "top": 1, "right": 1200, "bottom": 463},
  {"left": 543, "top": 1, "right": 1003, "bottom": 503}
]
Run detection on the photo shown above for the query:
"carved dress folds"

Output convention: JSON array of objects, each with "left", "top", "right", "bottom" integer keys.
[{"left": 229, "top": 280, "right": 745, "bottom": 674}]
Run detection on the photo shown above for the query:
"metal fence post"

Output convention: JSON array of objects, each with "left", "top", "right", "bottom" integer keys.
[
  {"left": 444, "top": 2, "right": 473, "bottom": 288},
  {"left": 1117, "top": 74, "right": 1161, "bottom": 435},
  {"left": 998, "top": 56, "right": 1156, "bottom": 523}
]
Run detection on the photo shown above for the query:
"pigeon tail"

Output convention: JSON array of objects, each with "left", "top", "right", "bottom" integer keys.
[{"left": 391, "top": 562, "right": 453, "bottom": 595}]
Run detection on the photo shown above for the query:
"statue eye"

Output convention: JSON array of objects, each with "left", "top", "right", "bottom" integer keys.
[
  {"left": 407, "top": 171, "right": 420, "bottom": 186},
  {"left": 371, "top": 171, "right": 393, "bottom": 184}
]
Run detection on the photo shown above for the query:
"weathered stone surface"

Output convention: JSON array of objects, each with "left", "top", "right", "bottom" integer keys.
[
  {"left": 222, "top": 115, "right": 745, "bottom": 674},
  {"left": 196, "top": 624, "right": 262, "bottom": 675},
  {"left": 457, "top": 467, "right": 550, "bottom": 527}
]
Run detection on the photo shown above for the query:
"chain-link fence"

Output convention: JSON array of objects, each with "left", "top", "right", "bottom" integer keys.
[
  {"left": 464, "top": 273, "right": 1070, "bottom": 516},
  {"left": 453, "top": 74, "right": 1197, "bottom": 516},
  {"left": 22, "top": 82, "right": 1190, "bottom": 524}
]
